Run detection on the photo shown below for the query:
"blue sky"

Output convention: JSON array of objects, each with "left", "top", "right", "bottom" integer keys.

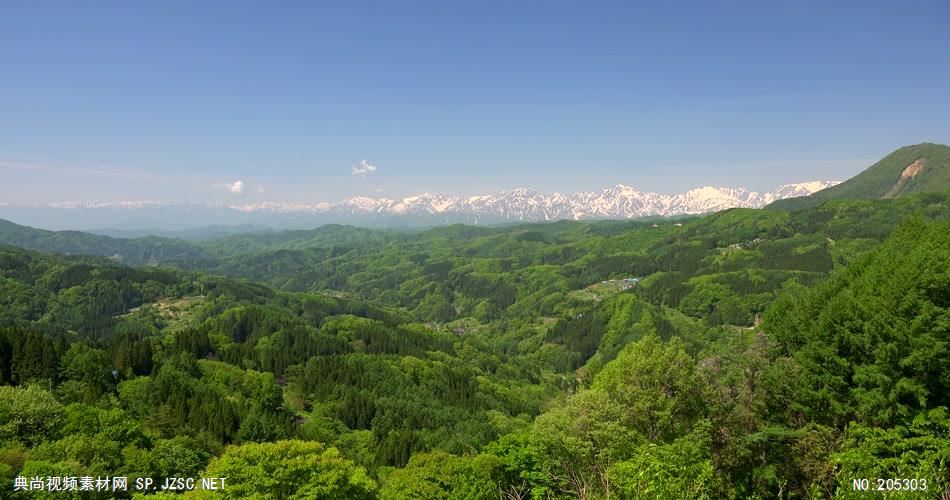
[{"left": 1, "top": 0, "right": 949, "bottom": 204}]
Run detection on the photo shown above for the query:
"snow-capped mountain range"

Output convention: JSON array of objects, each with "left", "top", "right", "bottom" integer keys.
[
  {"left": 231, "top": 181, "right": 838, "bottom": 220},
  {"left": 1, "top": 181, "right": 838, "bottom": 230}
]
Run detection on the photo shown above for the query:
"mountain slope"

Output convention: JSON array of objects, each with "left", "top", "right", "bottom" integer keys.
[{"left": 768, "top": 143, "right": 950, "bottom": 210}]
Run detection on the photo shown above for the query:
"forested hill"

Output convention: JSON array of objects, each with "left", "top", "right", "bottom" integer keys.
[
  {"left": 0, "top": 215, "right": 650, "bottom": 267},
  {"left": 768, "top": 142, "right": 950, "bottom": 211},
  {"left": 0, "top": 218, "right": 405, "bottom": 266},
  {"left": 182, "top": 191, "right": 950, "bottom": 328},
  {"left": 0, "top": 218, "right": 210, "bottom": 266}
]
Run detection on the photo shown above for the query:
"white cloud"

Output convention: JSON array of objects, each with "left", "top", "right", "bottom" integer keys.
[
  {"left": 351, "top": 160, "right": 377, "bottom": 177},
  {"left": 213, "top": 180, "right": 246, "bottom": 195},
  {"left": 256, "top": 184, "right": 265, "bottom": 195}
]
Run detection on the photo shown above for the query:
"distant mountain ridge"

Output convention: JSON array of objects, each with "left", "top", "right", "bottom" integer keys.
[
  {"left": 0, "top": 181, "right": 837, "bottom": 230},
  {"left": 296, "top": 181, "right": 838, "bottom": 221},
  {"left": 768, "top": 143, "right": 950, "bottom": 210}
]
